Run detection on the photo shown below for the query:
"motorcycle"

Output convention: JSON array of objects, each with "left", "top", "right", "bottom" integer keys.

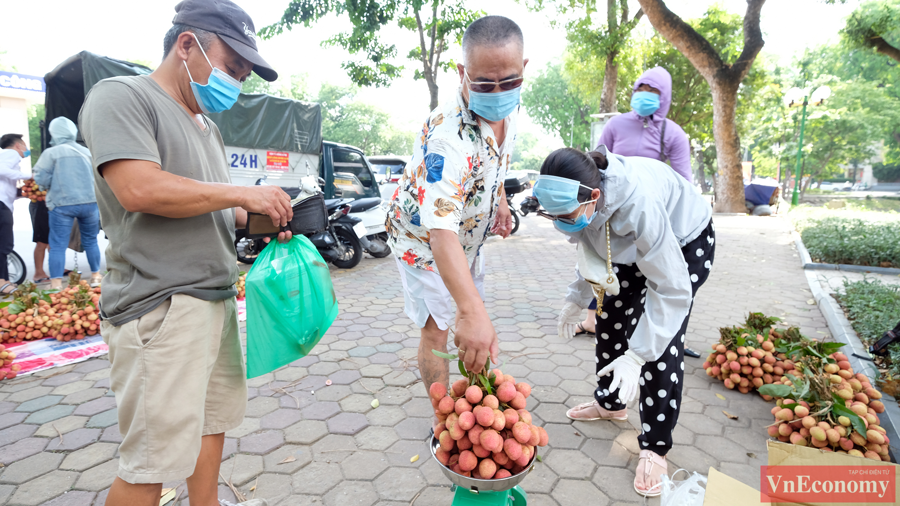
[
  {"left": 502, "top": 173, "right": 538, "bottom": 235},
  {"left": 234, "top": 174, "right": 367, "bottom": 269}
]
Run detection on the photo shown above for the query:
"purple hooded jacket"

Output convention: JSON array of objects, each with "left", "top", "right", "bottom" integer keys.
[{"left": 596, "top": 67, "right": 692, "bottom": 182}]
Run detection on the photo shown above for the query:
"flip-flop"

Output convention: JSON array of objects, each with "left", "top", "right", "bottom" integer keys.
[
  {"left": 634, "top": 449, "right": 667, "bottom": 497},
  {"left": 574, "top": 323, "right": 595, "bottom": 336},
  {"left": 34, "top": 277, "right": 50, "bottom": 283},
  {"left": 0, "top": 283, "right": 16, "bottom": 295}
]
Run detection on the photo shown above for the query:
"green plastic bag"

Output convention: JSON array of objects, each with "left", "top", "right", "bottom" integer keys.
[{"left": 245, "top": 235, "right": 338, "bottom": 378}]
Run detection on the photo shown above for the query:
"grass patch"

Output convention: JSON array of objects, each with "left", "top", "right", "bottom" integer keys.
[
  {"left": 791, "top": 204, "right": 900, "bottom": 267},
  {"left": 836, "top": 278, "right": 900, "bottom": 377}
]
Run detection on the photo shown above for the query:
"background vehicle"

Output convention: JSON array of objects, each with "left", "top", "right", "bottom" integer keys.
[
  {"left": 6, "top": 251, "right": 26, "bottom": 285},
  {"left": 367, "top": 155, "right": 407, "bottom": 199},
  {"left": 502, "top": 172, "right": 534, "bottom": 235}
]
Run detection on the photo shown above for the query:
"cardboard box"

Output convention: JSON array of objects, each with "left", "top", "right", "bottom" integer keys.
[{"left": 704, "top": 441, "right": 899, "bottom": 506}]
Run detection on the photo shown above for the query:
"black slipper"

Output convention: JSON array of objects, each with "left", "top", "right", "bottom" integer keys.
[
  {"left": 684, "top": 348, "right": 701, "bottom": 358},
  {"left": 574, "top": 323, "right": 595, "bottom": 336}
]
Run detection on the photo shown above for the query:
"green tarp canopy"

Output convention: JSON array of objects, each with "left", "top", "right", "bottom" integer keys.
[{"left": 42, "top": 51, "right": 322, "bottom": 155}]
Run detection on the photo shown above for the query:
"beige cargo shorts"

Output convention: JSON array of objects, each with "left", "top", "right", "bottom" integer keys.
[{"left": 101, "top": 293, "right": 246, "bottom": 484}]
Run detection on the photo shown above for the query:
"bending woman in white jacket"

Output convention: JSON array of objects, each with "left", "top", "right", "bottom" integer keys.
[{"left": 532, "top": 146, "right": 714, "bottom": 497}]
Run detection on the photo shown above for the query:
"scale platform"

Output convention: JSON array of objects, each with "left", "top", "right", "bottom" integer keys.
[{"left": 429, "top": 436, "right": 535, "bottom": 506}]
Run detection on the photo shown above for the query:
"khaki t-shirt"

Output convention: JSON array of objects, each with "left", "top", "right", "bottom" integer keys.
[{"left": 79, "top": 75, "right": 238, "bottom": 326}]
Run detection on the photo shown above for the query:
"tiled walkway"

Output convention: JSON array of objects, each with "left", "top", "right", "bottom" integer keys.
[{"left": 0, "top": 215, "right": 833, "bottom": 505}]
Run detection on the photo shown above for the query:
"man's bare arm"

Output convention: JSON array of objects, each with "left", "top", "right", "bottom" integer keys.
[{"left": 102, "top": 159, "right": 292, "bottom": 227}]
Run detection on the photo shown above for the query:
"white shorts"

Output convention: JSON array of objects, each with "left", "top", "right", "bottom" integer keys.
[{"left": 395, "top": 253, "right": 485, "bottom": 330}]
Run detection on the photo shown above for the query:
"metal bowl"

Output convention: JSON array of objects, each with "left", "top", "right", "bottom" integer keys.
[{"left": 429, "top": 436, "right": 536, "bottom": 493}]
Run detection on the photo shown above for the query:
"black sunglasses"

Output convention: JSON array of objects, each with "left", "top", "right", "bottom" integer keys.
[
  {"left": 537, "top": 210, "right": 580, "bottom": 226},
  {"left": 464, "top": 70, "right": 525, "bottom": 93}
]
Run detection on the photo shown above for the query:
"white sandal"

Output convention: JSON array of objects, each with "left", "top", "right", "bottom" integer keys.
[
  {"left": 634, "top": 449, "right": 667, "bottom": 497},
  {"left": 565, "top": 401, "right": 628, "bottom": 421}
]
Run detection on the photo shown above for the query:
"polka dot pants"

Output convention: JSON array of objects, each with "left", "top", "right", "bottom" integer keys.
[{"left": 593, "top": 219, "right": 715, "bottom": 456}]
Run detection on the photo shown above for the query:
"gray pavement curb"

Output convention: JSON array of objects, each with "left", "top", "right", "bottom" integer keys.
[{"left": 803, "top": 266, "right": 900, "bottom": 461}]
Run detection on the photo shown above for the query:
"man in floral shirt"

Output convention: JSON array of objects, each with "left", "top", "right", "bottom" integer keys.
[{"left": 387, "top": 15, "right": 526, "bottom": 387}]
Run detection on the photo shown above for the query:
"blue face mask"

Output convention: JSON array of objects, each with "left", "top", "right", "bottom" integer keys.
[
  {"left": 22, "top": 149, "right": 31, "bottom": 158},
  {"left": 532, "top": 175, "right": 598, "bottom": 233},
  {"left": 553, "top": 211, "right": 593, "bottom": 233},
  {"left": 184, "top": 34, "right": 242, "bottom": 114},
  {"left": 467, "top": 87, "right": 521, "bottom": 122},
  {"left": 631, "top": 91, "right": 660, "bottom": 117}
]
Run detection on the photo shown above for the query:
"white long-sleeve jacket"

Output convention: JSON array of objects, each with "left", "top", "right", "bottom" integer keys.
[{"left": 563, "top": 145, "right": 712, "bottom": 363}]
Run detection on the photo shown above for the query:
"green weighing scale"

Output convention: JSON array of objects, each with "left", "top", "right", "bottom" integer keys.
[{"left": 429, "top": 436, "right": 534, "bottom": 506}]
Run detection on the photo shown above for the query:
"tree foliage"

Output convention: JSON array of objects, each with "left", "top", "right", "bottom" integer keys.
[
  {"left": 841, "top": 0, "right": 900, "bottom": 63},
  {"left": 260, "top": 0, "right": 481, "bottom": 109},
  {"left": 510, "top": 132, "right": 553, "bottom": 172},
  {"left": 521, "top": 62, "right": 594, "bottom": 150},
  {"left": 317, "top": 83, "right": 415, "bottom": 155}
]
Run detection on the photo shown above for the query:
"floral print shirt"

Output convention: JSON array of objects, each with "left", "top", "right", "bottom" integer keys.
[{"left": 387, "top": 87, "right": 517, "bottom": 275}]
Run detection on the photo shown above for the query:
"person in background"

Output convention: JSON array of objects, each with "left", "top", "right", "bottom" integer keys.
[
  {"left": 28, "top": 198, "right": 51, "bottom": 284},
  {"left": 0, "top": 133, "right": 31, "bottom": 294},
  {"left": 79, "top": 1, "right": 290, "bottom": 505},
  {"left": 33, "top": 117, "right": 102, "bottom": 289},
  {"left": 567, "top": 66, "right": 701, "bottom": 357},
  {"left": 386, "top": 15, "right": 523, "bottom": 391}
]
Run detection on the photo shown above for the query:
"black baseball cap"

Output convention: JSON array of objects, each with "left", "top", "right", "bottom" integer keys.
[{"left": 173, "top": 0, "right": 278, "bottom": 82}]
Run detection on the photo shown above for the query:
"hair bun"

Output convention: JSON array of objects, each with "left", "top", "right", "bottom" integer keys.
[{"left": 587, "top": 151, "right": 609, "bottom": 171}]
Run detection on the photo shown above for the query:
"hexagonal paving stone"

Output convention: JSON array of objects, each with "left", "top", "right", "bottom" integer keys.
[
  {"left": 240, "top": 472, "right": 292, "bottom": 500},
  {"left": 360, "top": 364, "right": 392, "bottom": 377},
  {"left": 340, "top": 393, "right": 376, "bottom": 413},
  {"left": 262, "top": 444, "right": 312, "bottom": 474},
  {"left": 100, "top": 424, "right": 123, "bottom": 443},
  {"left": 533, "top": 403, "right": 571, "bottom": 424},
  {"left": 244, "top": 396, "right": 280, "bottom": 418},
  {"left": 328, "top": 369, "right": 362, "bottom": 385},
  {"left": 315, "top": 385, "right": 353, "bottom": 402},
  {"left": 551, "top": 479, "right": 609, "bottom": 506},
  {"left": 219, "top": 454, "right": 264, "bottom": 486},
  {"left": 401, "top": 397, "right": 434, "bottom": 418},
  {"left": 86, "top": 408, "right": 118, "bottom": 428},
  {"left": 24, "top": 404, "right": 75, "bottom": 425},
  {"left": 366, "top": 405, "right": 406, "bottom": 427},
  {"left": 0, "top": 412, "right": 27, "bottom": 430},
  {"left": 580, "top": 439, "right": 633, "bottom": 468},
  {"left": 354, "top": 426, "right": 399, "bottom": 451},
  {"left": 43, "top": 490, "right": 97, "bottom": 506},
  {"left": 74, "top": 458, "right": 119, "bottom": 491},
  {"left": 541, "top": 423, "right": 584, "bottom": 450},
  {"left": 284, "top": 420, "right": 329, "bottom": 445},
  {"left": 394, "top": 417, "right": 431, "bottom": 441},
  {"left": 374, "top": 467, "right": 426, "bottom": 502},
  {"left": 591, "top": 466, "right": 639, "bottom": 502},
  {"left": 73, "top": 397, "right": 117, "bottom": 417},
  {"left": 0, "top": 423, "right": 36, "bottom": 447},
  {"left": 0, "top": 437, "right": 48, "bottom": 462},
  {"left": 545, "top": 449, "right": 597, "bottom": 479},
  {"left": 7, "top": 470, "right": 78, "bottom": 506},
  {"left": 60, "top": 442, "right": 119, "bottom": 471},
  {"left": 340, "top": 451, "right": 389, "bottom": 480},
  {"left": 309, "top": 361, "right": 341, "bottom": 376},
  {"left": 312, "top": 434, "right": 358, "bottom": 462},
  {"left": 15, "top": 395, "right": 63, "bottom": 413},
  {"left": 274, "top": 366, "right": 308, "bottom": 383},
  {"left": 226, "top": 417, "right": 261, "bottom": 439},
  {"left": 41, "top": 373, "right": 84, "bottom": 387},
  {"left": 327, "top": 412, "right": 369, "bottom": 435},
  {"left": 300, "top": 401, "right": 341, "bottom": 420},
  {"left": 62, "top": 389, "right": 106, "bottom": 406},
  {"left": 349, "top": 346, "right": 377, "bottom": 358},
  {"left": 383, "top": 439, "right": 430, "bottom": 468},
  {"left": 694, "top": 434, "right": 748, "bottom": 464},
  {"left": 6, "top": 386, "right": 53, "bottom": 403},
  {"left": 260, "top": 408, "right": 303, "bottom": 430},
  {"left": 47, "top": 428, "right": 102, "bottom": 452},
  {"left": 0, "top": 451, "right": 63, "bottom": 484},
  {"left": 368, "top": 352, "right": 397, "bottom": 365},
  {"left": 51, "top": 380, "right": 95, "bottom": 397},
  {"left": 520, "top": 458, "right": 559, "bottom": 494},
  {"left": 240, "top": 430, "right": 284, "bottom": 455},
  {"left": 34, "top": 415, "right": 88, "bottom": 437},
  {"left": 290, "top": 461, "right": 343, "bottom": 495},
  {"left": 324, "top": 480, "right": 379, "bottom": 506},
  {"left": 675, "top": 413, "right": 723, "bottom": 436}
]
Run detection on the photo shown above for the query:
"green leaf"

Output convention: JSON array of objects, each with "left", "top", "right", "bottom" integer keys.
[
  {"left": 736, "top": 334, "right": 746, "bottom": 347},
  {"left": 478, "top": 374, "right": 493, "bottom": 396},
  {"left": 758, "top": 384, "right": 793, "bottom": 398},
  {"left": 0, "top": 301, "right": 10, "bottom": 309},
  {"left": 8, "top": 303, "right": 23, "bottom": 314},
  {"left": 458, "top": 359, "right": 469, "bottom": 379},
  {"left": 819, "top": 342, "right": 845, "bottom": 355},
  {"left": 432, "top": 350, "right": 458, "bottom": 360},
  {"left": 831, "top": 401, "right": 867, "bottom": 436},
  {"left": 41, "top": 294, "right": 52, "bottom": 304}
]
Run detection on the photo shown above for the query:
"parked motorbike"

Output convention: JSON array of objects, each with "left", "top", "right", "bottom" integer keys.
[
  {"left": 502, "top": 173, "right": 537, "bottom": 235},
  {"left": 234, "top": 175, "right": 367, "bottom": 269}
]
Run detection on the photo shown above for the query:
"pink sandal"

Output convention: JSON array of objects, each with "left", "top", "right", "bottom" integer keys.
[
  {"left": 634, "top": 449, "right": 667, "bottom": 497},
  {"left": 566, "top": 401, "right": 628, "bottom": 421}
]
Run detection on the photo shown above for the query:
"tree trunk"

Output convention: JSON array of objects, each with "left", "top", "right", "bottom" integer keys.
[
  {"left": 710, "top": 82, "right": 745, "bottom": 213},
  {"left": 428, "top": 81, "right": 439, "bottom": 112},
  {"left": 599, "top": 51, "right": 619, "bottom": 114},
  {"left": 695, "top": 147, "right": 710, "bottom": 193}
]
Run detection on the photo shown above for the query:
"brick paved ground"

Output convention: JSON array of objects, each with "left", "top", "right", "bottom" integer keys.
[{"left": 0, "top": 214, "right": 833, "bottom": 506}]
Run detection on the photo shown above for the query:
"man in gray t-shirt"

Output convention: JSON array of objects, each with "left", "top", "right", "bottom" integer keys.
[{"left": 78, "top": 1, "right": 291, "bottom": 505}]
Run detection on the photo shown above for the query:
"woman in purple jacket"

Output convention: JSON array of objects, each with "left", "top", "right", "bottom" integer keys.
[{"left": 568, "top": 66, "right": 701, "bottom": 357}]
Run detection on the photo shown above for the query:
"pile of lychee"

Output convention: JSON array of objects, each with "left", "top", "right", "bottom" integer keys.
[
  {"left": 20, "top": 179, "right": 45, "bottom": 203},
  {"left": 766, "top": 352, "right": 889, "bottom": 461},
  {"left": 431, "top": 371, "right": 548, "bottom": 480},
  {"left": 703, "top": 330, "right": 784, "bottom": 394},
  {"left": 0, "top": 281, "right": 101, "bottom": 345},
  {"left": 237, "top": 272, "right": 246, "bottom": 299},
  {"left": 0, "top": 344, "right": 19, "bottom": 380}
]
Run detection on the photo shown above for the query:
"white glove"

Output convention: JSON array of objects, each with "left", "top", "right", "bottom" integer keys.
[
  {"left": 557, "top": 302, "right": 584, "bottom": 339},
  {"left": 597, "top": 350, "right": 646, "bottom": 404}
]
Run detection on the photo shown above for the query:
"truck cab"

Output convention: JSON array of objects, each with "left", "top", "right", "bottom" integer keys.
[{"left": 320, "top": 141, "right": 381, "bottom": 200}]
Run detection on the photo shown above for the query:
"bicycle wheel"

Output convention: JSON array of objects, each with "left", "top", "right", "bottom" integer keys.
[{"left": 7, "top": 251, "right": 26, "bottom": 285}]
